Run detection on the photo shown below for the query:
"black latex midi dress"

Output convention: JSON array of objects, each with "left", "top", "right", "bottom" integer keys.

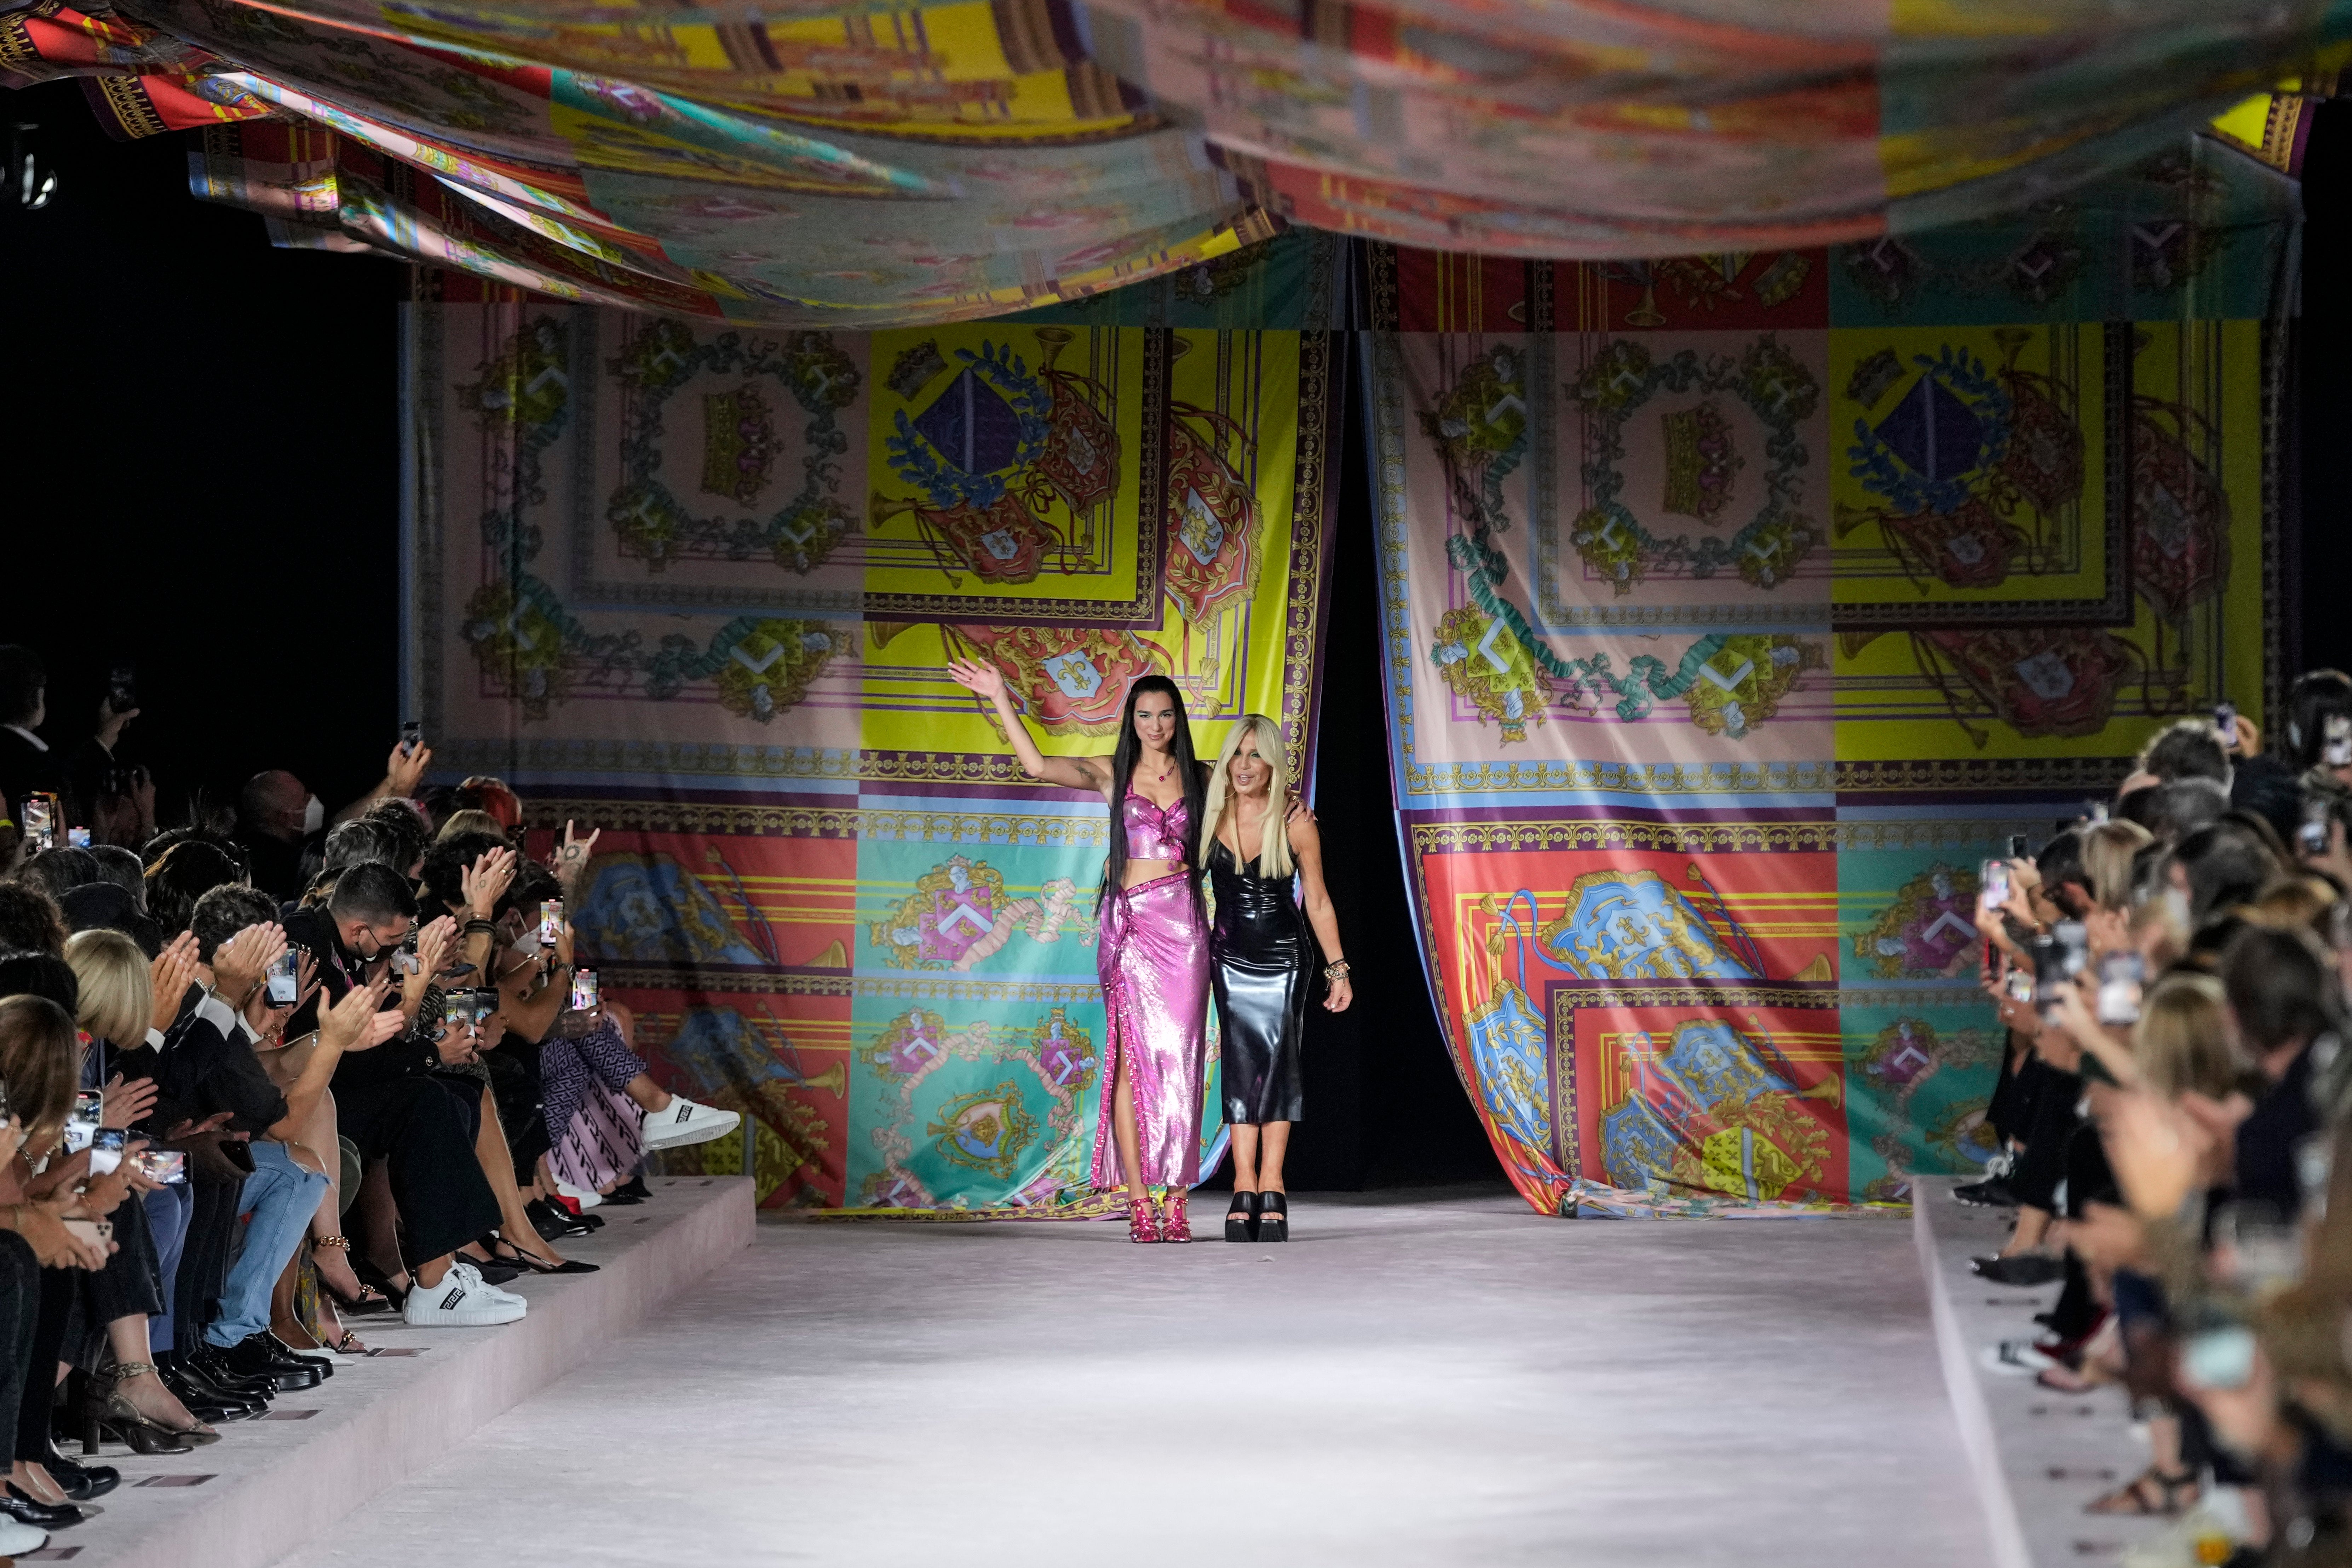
[{"left": 1206, "top": 837, "right": 1310, "bottom": 1124}]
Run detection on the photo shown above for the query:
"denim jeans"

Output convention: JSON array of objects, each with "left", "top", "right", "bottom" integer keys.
[
  {"left": 143, "top": 1181, "right": 194, "bottom": 1353},
  {"left": 204, "top": 1141, "right": 329, "bottom": 1348}
]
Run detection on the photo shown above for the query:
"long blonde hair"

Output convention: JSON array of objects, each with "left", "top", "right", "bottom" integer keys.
[
  {"left": 1202, "top": 715, "right": 1293, "bottom": 879},
  {"left": 2081, "top": 820, "right": 2155, "bottom": 911}
]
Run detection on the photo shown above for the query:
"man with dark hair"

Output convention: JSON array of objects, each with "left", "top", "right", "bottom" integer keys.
[
  {"left": 173, "top": 887, "right": 333, "bottom": 1394},
  {"left": 280, "top": 867, "right": 519, "bottom": 1329},
  {"left": 2138, "top": 718, "right": 2234, "bottom": 788},
  {"left": 2032, "top": 829, "right": 2091, "bottom": 921},
  {"left": 2221, "top": 926, "right": 2340, "bottom": 1220},
  {"left": 2173, "top": 821, "right": 2282, "bottom": 926},
  {"left": 0, "top": 885, "right": 67, "bottom": 956}
]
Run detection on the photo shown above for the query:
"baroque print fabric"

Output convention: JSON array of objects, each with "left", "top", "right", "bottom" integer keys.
[
  {"left": 1368, "top": 142, "right": 2295, "bottom": 1216},
  {"left": 405, "top": 272, "right": 1341, "bottom": 1211}
]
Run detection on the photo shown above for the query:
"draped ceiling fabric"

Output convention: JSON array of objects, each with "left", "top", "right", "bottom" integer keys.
[
  {"left": 0, "top": 0, "right": 2347, "bottom": 323},
  {"left": 403, "top": 245, "right": 1344, "bottom": 1209},
  {"left": 1372, "top": 138, "right": 2296, "bottom": 1216}
]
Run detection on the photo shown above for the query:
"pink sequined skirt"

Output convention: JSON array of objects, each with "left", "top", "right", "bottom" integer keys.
[{"left": 1090, "top": 871, "right": 1210, "bottom": 1189}]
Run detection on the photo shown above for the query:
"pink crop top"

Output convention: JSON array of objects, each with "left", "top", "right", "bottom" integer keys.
[{"left": 1121, "top": 790, "right": 1190, "bottom": 863}]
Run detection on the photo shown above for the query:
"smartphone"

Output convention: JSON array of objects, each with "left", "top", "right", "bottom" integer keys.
[
  {"left": 2008, "top": 834, "right": 2030, "bottom": 860},
  {"left": 2005, "top": 967, "right": 2035, "bottom": 1005},
  {"left": 2328, "top": 715, "right": 2352, "bottom": 769},
  {"left": 266, "top": 948, "right": 300, "bottom": 1006},
  {"left": 106, "top": 662, "right": 136, "bottom": 715},
  {"left": 2031, "top": 936, "right": 2070, "bottom": 1021},
  {"left": 60, "top": 1218, "right": 110, "bottom": 1249},
  {"left": 62, "top": 1090, "right": 100, "bottom": 1154},
  {"left": 66, "top": 826, "right": 90, "bottom": 849},
  {"left": 2097, "top": 952, "right": 2145, "bottom": 1027},
  {"left": 389, "top": 931, "right": 421, "bottom": 976},
  {"left": 570, "top": 967, "right": 599, "bottom": 1012},
  {"left": 2180, "top": 1325, "right": 2259, "bottom": 1392},
  {"left": 20, "top": 793, "right": 53, "bottom": 853},
  {"left": 399, "top": 719, "right": 422, "bottom": 757},
  {"left": 537, "top": 899, "right": 564, "bottom": 947},
  {"left": 440, "top": 993, "right": 474, "bottom": 1039},
  {"left": 86, "top": 1127, "right": 126, "bottom": 1177},
  {"left": 2086, "top": 799, "right": 2110, "bottom": 825},
  {"left": 1979, "top": 858, "right": 2011, "bottom": 913},
  {"left": 2304, "top": 800, "right": 2333, "bottom": 858},
  {"left": 2054, "top": 920, "right": 2089, "bottom": 979},
  {"left": 132, "top": 1148, "right": 185, "bottom": 1185},
  {"left": 2215, "top": 702, "right": 2239, "bottom": 749}
]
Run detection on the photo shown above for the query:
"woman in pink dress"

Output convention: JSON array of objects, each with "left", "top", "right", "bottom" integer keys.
[{"left": 947, "top": 661, "right": 1209, "bottom": 1242}]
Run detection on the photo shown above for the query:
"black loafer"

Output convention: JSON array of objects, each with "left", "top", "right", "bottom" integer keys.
[
  {"left": 1, "top": 1486, "right": 83, "bottom": 1529},
  {"left": 42, "top": 1449, "right": 117, "bottom": 1502}
]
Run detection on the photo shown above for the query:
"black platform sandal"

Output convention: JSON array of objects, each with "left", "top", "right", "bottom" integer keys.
[
  {"left": 1257, "top": 1192, "right": 1289, "bottom": 1242},
  {"left": 1225, "top": 1191, "right": 1258, "bottom": 1243}
]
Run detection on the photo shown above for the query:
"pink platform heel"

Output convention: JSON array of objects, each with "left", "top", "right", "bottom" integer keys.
[
  {"left": 1128, "top": 1194, "right": 1162, "bottom": 1244},
  {"left": 1163, "top": 1188, "right": 1192, "bottom": 1243}
]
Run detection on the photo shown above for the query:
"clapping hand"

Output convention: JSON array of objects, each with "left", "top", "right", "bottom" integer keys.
[
  {"left": 148, "top": 931, "right": 200, "bottom": 1034},
  {"left": 461, "top": 845, "right": 518, "bottom": 921},
  {"left": 211, "top": 923, "right": 288, "bottom": 1008},
  {"left": 98, "top": 1074, "right": 158, "bottom": 1131}
]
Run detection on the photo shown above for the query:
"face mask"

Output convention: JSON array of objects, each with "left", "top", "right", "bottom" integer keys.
[{"left": 302, "top": 795, "right": 324, "bottom": 834}]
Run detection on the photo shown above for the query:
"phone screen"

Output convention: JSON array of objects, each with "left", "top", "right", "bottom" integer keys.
[
  {"left": 107, "top": 662, "right": 136, "bottom": 713},
  {"left": 570, "top": 968, "right": 599, "bottom": 1012},
  {"left": 133, "top": 1149, "right": 186, "bottom": 1185},
  {"left": 400, "top": 719, "right": 422, "bottom": 757},
  {"left": 266, "top": 949, "right": 300, "bottom": 1006},
  {"left": 66, "top": 826, "right": 90, "bottom": 849},
  {"left": 86, "top": 1128, "right": 126, "bottom": 1177},
  {"left": 63, "top": 1091, "right": 101, "bottom": 1155},
  {"left": 538, "top": 899, "right": 564, "bottom": 947},
  {"left": 2215, "top": 702, "right": 2239, "bottom": 748}
]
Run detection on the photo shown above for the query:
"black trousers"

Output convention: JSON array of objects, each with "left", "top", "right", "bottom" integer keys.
[
  {"left": 175, "top": 1171, "right": 247, "bottom": 1358},
  {"left": 2009, "top": 1066, "right": 2083, "bottom": 1212},
  {"left": 20, "top": 1266, "right": 73, "bottom": 1461},
  {"left": 338, "top": 1076, "right": 502, "bottom": 1263},
  {"left": 0, "top": 1236, "right": 36, "bottom": 1462},
  {"left": 1986, "top": 1040, "right": 2040, "bottom": 1147}
]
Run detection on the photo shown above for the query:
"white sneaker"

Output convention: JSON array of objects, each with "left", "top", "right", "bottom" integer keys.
[
  {"left": 0, "top": 1513, "right": 47, "bottom": 1555},
  {"left": 450, "top": 1259, "right": 526, "bottom": 1307},
  {"left": 641, "top": 1096, "right": 742, "bottom": 1151},
  {"left": 555, "top": 1181, "right": 604, "bottom": 1210},
  {"left": 405, "top": 1267, "right": 527, "bottom": 1327}
]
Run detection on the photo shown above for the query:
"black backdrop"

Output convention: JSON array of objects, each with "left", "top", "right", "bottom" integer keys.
[{"left": 0, "top": 79, "right": 1495, "bottom": 1190}]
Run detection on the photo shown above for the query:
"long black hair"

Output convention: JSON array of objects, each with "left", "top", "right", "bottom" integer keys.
[
  {"left": 2286, "top": 669, "right": 2352, "bottom": 772},
  {"left": 1100, "top": 675, "right": 1205, "bottom": 911}
]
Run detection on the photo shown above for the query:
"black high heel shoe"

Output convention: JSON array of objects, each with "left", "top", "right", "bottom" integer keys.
[
  {"left": 512, "top": 1253, "right": 600, "bottom": 1275},
  {"left": 1225, "top": 1191, "right": 1258, "bottom": 1243},
  {"left": 1256, "top": 1193, "right": 1289, "bottom": 1242}
]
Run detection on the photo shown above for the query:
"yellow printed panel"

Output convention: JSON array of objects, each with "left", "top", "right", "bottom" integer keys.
[
  {"left": 1830, "top": 324, "right": 2113, "bottom": 613},
  {"left": 861, "top": 329, "right": 1307, "bottom": 765},
  {"left": 1835, "top": 319, "right": 2266, "bottom": 764}
]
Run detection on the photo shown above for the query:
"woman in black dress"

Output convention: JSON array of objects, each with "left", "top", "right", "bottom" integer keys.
[{"left": 1201, "top": 714, "right": 1350, "bottom": 1241}]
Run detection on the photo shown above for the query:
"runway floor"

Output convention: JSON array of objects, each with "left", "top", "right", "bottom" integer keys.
[{"left": 278, "top": 1188, "right": 1991, "bottom": 1567}]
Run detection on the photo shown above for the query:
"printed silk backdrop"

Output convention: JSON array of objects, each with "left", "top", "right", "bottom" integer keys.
[
  {"left": 1373, "top": 138, "right": 2295, "bottom": 1216},
  {"left": 404, "top": 237, "right": 1346, "bottom": 1209},
  {"left": 406, "top": 132, "right": 2294, "bottom": 1217}
]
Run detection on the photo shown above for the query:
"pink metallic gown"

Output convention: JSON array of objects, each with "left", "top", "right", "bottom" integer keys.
[{"left": 1088, "top": 789, "right": 1211, "bottom": 1189}]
